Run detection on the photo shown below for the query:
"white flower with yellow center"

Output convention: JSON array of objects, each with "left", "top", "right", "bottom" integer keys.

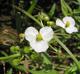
[
  {"left": 56, "top": 16, "right": 78, "bottom": 34},
  {"left": 24, "top": 26, "right": 54, "bottom": 52}
]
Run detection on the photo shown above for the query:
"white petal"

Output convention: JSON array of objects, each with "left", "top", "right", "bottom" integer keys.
[
  {"left": 65, "top": 26, "right": 78, "bottom": 34},
  {"left": 63, "top": 16, "right": 75, "bottom": 26},
  {"left": 24, "top": 27, "right": 38, "bottom": 42},
  {"left": 40, "top": 27, "right": 54, "bottom": 42},
  {"left": 30, "top": 41, "right": 49, "bottom": 52},
  {"left": 56, "top": 19, "right": 65, "bottom": 28}
]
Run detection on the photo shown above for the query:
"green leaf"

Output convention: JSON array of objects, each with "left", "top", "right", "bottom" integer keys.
[
  {"left": 16, "top": 65, "right": 27, "bottom": 72},
  {"left": 30, "top": 70, "right": 59, "bottom": 74},
  {"left": 65, "top": 2, "right": 72, "bottom": 14},
  {"left": 11, "top": 58, "right": 21, "bottom": 66},
  {"left": 61, "top": 0, "right": 68, "bottom": 16},
  {"left": 10, "top": 46, "right": 20, "bottom": 53},
  {"left": 10, "top": 64, "right": 27, "bottom": 73},
  {"left": 74, "top": 16, "right": 80, "bottom": 22},
  {"left": 77, "top": 0, "right": 80, "bottom": 3},
  {"left": 27, "top": 0, "right": 37, "bottom": 14},
  {"left": 41, "top": 53, "right": 51, "bottom": 64},
  {"left": 23, "top": 46, "right": 31, "bottom": 53},
  {"left": 73, "top": 8, "right": 80, "bottom": 14},
  {"left": 65, "top": 61, "right": 80, "bottom": 74},
  {"left": 6, "top": 68, "right": 13, "bottom": 74},
  {"left": 61, "top": 0, "right": 72, "bottom": 16},
  {"left": 30, "top": 52, "right": 43, "bottom": 63},
  {"left": 48, "top": 3, "right": 56, "bottom": 18}
]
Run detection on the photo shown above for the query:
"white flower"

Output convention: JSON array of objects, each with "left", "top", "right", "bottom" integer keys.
[
  {"left": 56, "top": 16, "right": 78, "bottom": 34},
  {"left": 30, "top": 41, "right": 48, "bottom": 52},
  {"left": 24, "top": 26, "right": 54, "bottom": 52}
]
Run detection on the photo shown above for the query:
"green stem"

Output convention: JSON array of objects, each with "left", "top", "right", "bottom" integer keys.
[
  {"left": 0, "top": 51, "right": 8, "bottom": 56},
  {"left": 0, "top": 53, "right": 20, "bottom": 61},
  {"left": 13, "top": 5, "right": 43, "bottom": 27},
  {"left": 49, "top": 44, "right": 57, "bottom": 52},
  {"left": 54, "top": 36, "right": 80, "bottom": 69}
]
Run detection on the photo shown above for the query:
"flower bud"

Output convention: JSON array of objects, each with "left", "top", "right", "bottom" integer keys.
[
  {"left": 39, "top": 12, "right": 49, "bottom": 21},
  {"left": 47, "top": 21, "right": 54, "bottom": 26}
]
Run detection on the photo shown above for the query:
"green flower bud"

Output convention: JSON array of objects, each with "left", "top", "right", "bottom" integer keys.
[
  {"left": 47, "top": 21, "right": 54, "bottom": 26},
  {"left": 39, "top": 12, "right": 49, "bottom": 21},
  {"left": 19, "top": 33, "right": 25, "bottom": 42},
  {"left": 19, "top": 33, "right": 25, "bottom": 38},
  {"left": 44, "top": 16, "right": 49, "bottom": 21}
]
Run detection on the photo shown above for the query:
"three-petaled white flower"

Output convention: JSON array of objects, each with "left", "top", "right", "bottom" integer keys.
[
  {"left": 56, "top": 16, "right": 78, "bottom": 34},
  {"left": 24, "top": 26, "right": 54, "bottom": 52}
]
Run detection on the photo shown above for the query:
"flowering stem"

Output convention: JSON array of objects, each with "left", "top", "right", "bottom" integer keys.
[
  {"left": 54, "top": 36, "right": 80, "bottom": 70},
  {"left": 14, "top": 6, "right": 80, "bottom": 69},
  {"left": 49, "top": 44, "right": 57, "bottom": 52},
  {"left": 13, "top": 5, "right": 43, "bottom": 27},
  {"left": 0, "top": 53, "right": 20, "bottom": 61}
]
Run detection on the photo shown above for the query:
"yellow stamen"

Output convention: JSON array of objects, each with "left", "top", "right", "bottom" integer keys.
[
  {"left": 36, "top": 33, "right": 43, "bottom": 41},
  {"left": 65, "top": 21, "right": 70, "bottom": 28}
]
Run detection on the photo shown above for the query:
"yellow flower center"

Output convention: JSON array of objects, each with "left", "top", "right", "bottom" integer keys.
[
  {"left": 36, "top": 33, "right": 43, "bottom": 41},
  {"left": 65, "top": 21, "right": 70, "bottom": 28}
]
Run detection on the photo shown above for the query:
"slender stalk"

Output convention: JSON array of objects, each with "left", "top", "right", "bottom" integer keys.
[
  {"left": 0, "top": 53, "right": 20, "bottom": 61},
  {"left": 0, "top": 51, "right": 8, "bottom": 56},
  {"left": 54, "top": 36, "right": 80, "bottom": 69},
  {"left": 49, "top": 44, "right": 57, "bottom": 52},
  {"left": 13, "top": 5, "right": 43, "bottom": 27}
]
